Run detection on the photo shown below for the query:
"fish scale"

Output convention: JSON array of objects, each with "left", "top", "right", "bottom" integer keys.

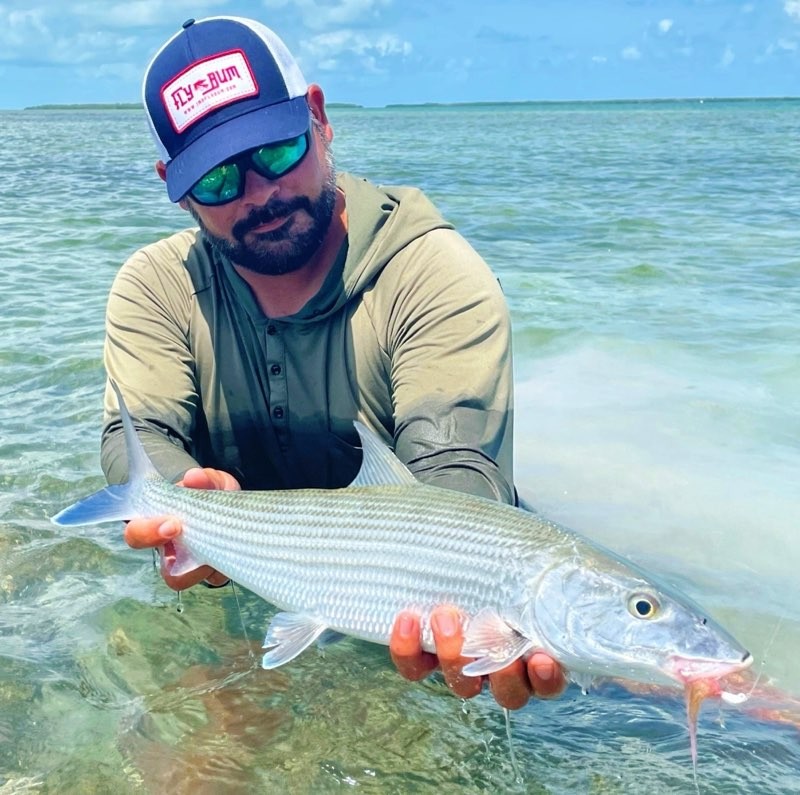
[{"left": 139, "top": 480, "right": 534, "bottom": 645}]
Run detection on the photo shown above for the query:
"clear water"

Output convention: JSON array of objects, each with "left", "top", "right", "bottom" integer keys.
[{"left": 1, "top": 101, "right": 798, "bottom": 793}]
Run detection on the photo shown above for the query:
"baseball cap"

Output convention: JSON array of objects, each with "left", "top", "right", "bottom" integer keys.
[{"left": 143, "top": 16, "right": 310, "bottom": 202}]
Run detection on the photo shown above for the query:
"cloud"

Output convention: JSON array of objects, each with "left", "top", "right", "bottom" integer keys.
[
  {"left": 0, "top": 7, "right": 49, "bottom": 54},
  {"left": 621, "top": 45, "right": 641, "bottom": 60},
  {"left": 786, "top": 1, "right": 800, "bottom": 22},
  {"left": 475, "top": 26, "right": 530, "bottom": 44},
  {"left": 764, "top": 38, "right": 799, "bottom": 56},
  {"left": 262, "top": 0, "right": 393, "bottom": 31},
  {"left": 0, "top": 2, "right": 169, "bottom": 65},
  {"left": 658, "top": 19, "right": 673, "bottom": 34},
  {"left": 301, "top": 28, "right": 411, "bottom": 73},
  {"left": 592, "top": 55, "right": 607, "bottom": 64},
  {"left": 719, "top": 45, "right": 734, "bottom": 67},
  {"left": 72, "top": 1, "right": 226, "bottom": 29}
]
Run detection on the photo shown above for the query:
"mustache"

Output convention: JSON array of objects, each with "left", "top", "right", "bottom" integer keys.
[{"left": 233, "top": 197, "right": 312, "bottom": 239}]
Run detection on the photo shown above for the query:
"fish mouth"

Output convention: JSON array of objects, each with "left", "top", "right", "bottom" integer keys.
[{"left": 666, "top": 650, "right": 753, "bottom": 684}]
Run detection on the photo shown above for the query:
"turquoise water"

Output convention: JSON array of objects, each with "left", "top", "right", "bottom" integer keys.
[{"left": 1, "top": 100, "right": 799, "bottom": 793}]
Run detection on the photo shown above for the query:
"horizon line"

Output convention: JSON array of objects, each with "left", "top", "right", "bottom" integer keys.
[{"left": 14, "top": 95, "right": 800, "bottom": 112}]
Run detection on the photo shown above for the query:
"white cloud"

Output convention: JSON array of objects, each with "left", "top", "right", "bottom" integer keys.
[
  {"left": 262, "top": 0, "right": 393, "bottom": 31},
  {"left": 302, "top": 28, "right": 411, "bottom": 73},
  {"left": 719, "top": 45, "right": 734, "bottom": 67},
  {"left": 0, "top": 7, "right": 50, "bottom": 52},
  {"left": 0, "top": 2, "right": 167, "bottom": 63},
  {"left": 658, "top": 19, "right": 673, "bottom": 34},
  {"left": 71, "top": 1, "right": 227, "bottom": 28},
  {"left": 592, "top": 55, "right": 607, "bottom": 64},
  {"left": 621, "top": 46, "right": 641, "bottom": 60},
  {"left": 786, "top": 1, "right": 800, "bottom": 22},
  {"left": 760, "top": 36, "right": 800, "bottom": 58}
]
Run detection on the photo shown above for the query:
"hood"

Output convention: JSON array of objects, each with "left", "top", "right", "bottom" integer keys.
[{"left": 287, "top": 172, "right": 454, "bottom": 322}]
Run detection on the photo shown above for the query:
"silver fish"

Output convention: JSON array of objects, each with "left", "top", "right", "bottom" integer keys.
[{"left": 53, "top": 383, "right": 751, "bottom": 701}]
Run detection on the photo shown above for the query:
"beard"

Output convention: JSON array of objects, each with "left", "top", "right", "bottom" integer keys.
[{"left": 191, "top": 143, "right": 338, "bottom": 277}]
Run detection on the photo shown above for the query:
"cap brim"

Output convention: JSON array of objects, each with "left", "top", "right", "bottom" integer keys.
[{"left": 165, "top": 96, "right": 311, "bottom": 202}]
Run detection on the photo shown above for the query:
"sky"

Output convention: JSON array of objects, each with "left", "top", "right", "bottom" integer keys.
[{"left": 1, "top": 1, "right": 799, "bottom": 109}]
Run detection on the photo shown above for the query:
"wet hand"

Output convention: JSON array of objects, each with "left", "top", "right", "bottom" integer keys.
[
  {"left": 389, "top": 606, "right": 566, "bottom": 709},
  {"left": 123, "top": 467, "right": 240, "bottom": 591}
]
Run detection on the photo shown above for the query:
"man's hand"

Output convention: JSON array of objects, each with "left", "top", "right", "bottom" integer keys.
[
  {"left": 390, "top": 606, "right": 566, "bottom": 709},
  {"left": 123, "top": 467, "right": 240, "bottom": 591}
]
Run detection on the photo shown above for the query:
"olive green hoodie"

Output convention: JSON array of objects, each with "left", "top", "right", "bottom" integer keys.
[{"left": 102, "top": 173, "right": 515, "bottom": 503}]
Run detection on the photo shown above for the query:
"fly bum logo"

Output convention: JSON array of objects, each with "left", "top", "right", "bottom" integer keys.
[{"left": 162, "top": 51, "right": 258, "bottom": 133}]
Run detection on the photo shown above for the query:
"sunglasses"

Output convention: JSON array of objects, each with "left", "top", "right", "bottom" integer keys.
[{"left": 187, "top": 131, "right": 310, "bottom": 206}]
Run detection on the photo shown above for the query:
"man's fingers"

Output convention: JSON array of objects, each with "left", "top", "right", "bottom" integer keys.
[
  {"left": 181, "top": 467, "right": 241, "bottom": 491},
  {"left": 161, "top": 564, "right": 217, "bottom": 591},
  {"left": 527, "top": 651, "right": 567, "bottom": 698},
  {"left": 123, "top": 517, "right": 180, "bottom": 549},
  {"left": 390, "top": 611, "right": 438, "bottom": 681},
  {"left": 488, "top": 658, "right": 532, "bottom": 710},
  {"left": 390, "top": 608, "right": 567, "bottom": 707},
  {"left": 431, "top": 607, "right": 482, "bottom": 699}
]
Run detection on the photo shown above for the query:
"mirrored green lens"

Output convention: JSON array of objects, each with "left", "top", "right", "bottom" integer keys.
[
  {"left": 251, "top": 134, "right": 309, "bottom": 179},
  {"left": 188, "top": 132, "right": 310, "bottom": 206},
  {"left": 191, "top": 163, "right": 243, "bottom": 205}
]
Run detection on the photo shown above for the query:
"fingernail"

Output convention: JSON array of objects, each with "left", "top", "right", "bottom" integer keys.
[
  {"left": 157, "top": 520, "right": 179, "bottom": 539},
  {"left": 431, "top": 611, "right": 457, "bottom": 638},
  {"left": 397, "top": 614, "right": 415, "bottom": 637},
  {"left": 533, "top": 662, "right": 553, "bottom": 681}
]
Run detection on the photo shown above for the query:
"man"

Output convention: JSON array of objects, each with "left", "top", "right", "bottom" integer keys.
[{"left": 108, "top": 15, "right": 565, "bottom": 709}]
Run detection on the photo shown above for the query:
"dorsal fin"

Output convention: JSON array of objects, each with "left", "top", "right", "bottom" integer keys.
[{"left": 349, "top": 421, "right": 418, "bottom": 487}]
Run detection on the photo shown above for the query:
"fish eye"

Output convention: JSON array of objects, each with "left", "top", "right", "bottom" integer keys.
[{"left": 628, "top": 593, "right": 660, "bottom": 620}]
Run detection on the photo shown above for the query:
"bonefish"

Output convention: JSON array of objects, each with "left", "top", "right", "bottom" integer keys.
[{"left": 53, "top": 382, "right": 752, "bottom": 762}]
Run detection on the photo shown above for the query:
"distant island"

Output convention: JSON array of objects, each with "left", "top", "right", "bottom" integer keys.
[
  {"left": 22, "top": 97, "right": 799, "bottom": 112},
  {"left": 24, "top": 102, "right": 364, "bottom": 111},
  {"left": 25, "top": 103, "right": 143, "bottom": 110}
]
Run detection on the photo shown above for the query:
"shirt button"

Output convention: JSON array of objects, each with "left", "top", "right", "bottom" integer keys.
[
  {"left": 267, "top": 325, "right": 277, "bottom": 336},
  {"left": 273, "top": 406, "right": 284, "bottom": 419},
  {"left": 270, "top": 364, "right": 282, "bottom": 376}
]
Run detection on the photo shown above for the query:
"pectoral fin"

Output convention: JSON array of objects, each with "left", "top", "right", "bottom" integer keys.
[
  {"left": 460, "top": 608, "right": 536, "bottom": 677},
  {"left": 261, "top": 612, "right": 329, "bottom": 669}
]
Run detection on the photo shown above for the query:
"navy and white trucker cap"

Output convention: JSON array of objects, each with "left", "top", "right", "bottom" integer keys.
[{"left": 143, "top": 16, "right": 310, "bottom": 202}]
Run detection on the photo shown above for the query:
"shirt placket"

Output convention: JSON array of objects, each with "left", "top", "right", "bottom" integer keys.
[{"left": 265, "top": 321, "right": 289, "bottom": 451}]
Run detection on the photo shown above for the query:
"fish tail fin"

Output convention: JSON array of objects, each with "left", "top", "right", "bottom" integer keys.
[
  {"left": 51, "top": 380, "right": 156, "bottom": 527},
  {"left": 109, "top": 379, "right": 160, "bottom": 483},
  {"left": 51, "top": 482, "right": 137, "bottom": 526}
]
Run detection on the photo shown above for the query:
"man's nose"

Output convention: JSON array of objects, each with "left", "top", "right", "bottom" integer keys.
[{"left": 240, "top": 167, "right": 280, "bottom": 206}]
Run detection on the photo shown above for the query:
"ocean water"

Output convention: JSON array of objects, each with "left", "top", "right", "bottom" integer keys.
[{"left": 1, "top": 100, "right": 798, "bottom": 793}]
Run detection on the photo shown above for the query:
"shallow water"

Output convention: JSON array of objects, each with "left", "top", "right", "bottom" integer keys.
[{"left": 1, "top": 101, "right": 798, "bottom": 793}]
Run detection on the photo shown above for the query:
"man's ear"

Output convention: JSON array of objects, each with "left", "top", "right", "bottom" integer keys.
[{"left": 307, "top": 84, "right": 333, "bottom": 142}]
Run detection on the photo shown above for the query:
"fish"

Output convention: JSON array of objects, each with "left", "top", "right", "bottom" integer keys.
[{"left": 53, "top": 382, "right": 753, "bottom": 761}]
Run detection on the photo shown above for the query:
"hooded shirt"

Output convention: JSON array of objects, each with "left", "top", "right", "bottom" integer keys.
[{"left": 101, "top": 173, "right": 515, "bottom": 504}]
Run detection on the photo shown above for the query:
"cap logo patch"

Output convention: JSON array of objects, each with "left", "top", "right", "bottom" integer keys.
[{"left": 161, "top": 50, "right": 258, "bottom": 133}]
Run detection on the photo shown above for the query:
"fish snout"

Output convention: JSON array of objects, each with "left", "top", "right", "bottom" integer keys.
[{"left": 667, "top": 649, "right": 753, "bottom": 684}]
